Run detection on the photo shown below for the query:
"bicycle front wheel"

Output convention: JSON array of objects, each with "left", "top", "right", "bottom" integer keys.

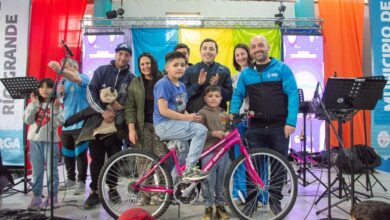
[
  {"left": 225, "top": 148, "right": 297, "bottom": 220},
  {"left": 98, "top": 149, "right": 173, "bottom": 219}
]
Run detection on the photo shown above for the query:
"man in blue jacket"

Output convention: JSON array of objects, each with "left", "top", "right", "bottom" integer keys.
[
  {"left": 181, "top": 38, "right": 233, "bottom": 113},
  {"left": 83, "top": 42, "right": 134, "bottom": 209},
  {"left": 229, "top": 35, "right": 298, "bottom": 216}
]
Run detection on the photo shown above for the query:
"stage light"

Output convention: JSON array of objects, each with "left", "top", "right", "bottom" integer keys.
[
  {"left": 275, "top": 1, "right": 286, "bottom": 26},
  {"left": 106, "top": 8, "right": 125, "bottom": 19}
]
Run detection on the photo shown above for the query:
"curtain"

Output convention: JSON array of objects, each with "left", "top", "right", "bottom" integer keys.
[
  {"left": 318, "top": 0, "right": 367, "bottom": 148},
  {"left": 28, "top": 0, "right": 87, "bottom": 80}
]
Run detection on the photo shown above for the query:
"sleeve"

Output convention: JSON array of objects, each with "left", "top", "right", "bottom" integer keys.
[
  {"left": 87, "top": 66, "right": 105, "bottom": 113},
  {"left": 154, "top": 80, "right": 171, "bottom": 102},
  {"left": 52, "top": 106, "right": 65, "bottom": 127},
  {"left": 220, "top": 68, "right": 233, "bottom": 102},
  {"left": 229, "top": 71, "right": 247, "bottom": 114},
  {"left": 125, "top": 80, "right": 137, "bottom": 124},
  {"left": 282, "top": 64, "right": 299, "bottom": 127},
  {"left": 80, "top": 74, "right": 90, "bottom": 87},
  {"left": 181, "top": 66, "right": 204, "bottom": 99},
  {"left": 198, "top": 110, "right": 212, "bottom": 138},
  {"left": 23, "top": 102, "right": 40, "bottom": 125}
]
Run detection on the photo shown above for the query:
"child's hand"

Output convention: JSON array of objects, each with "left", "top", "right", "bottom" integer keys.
[
  {"left": 30, "top": 92, "right": 38, "bottom": 104},
  {"left": 54, "top": 99, "right": 61, "bottom": 109},
  {"left": 212, "top": 131, "right": 226, "bottom": 139},
  {"left": 188, "top": 113, "right": 203, "bottom": 123}
]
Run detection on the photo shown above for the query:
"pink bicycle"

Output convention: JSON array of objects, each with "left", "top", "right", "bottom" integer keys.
[{"left": 98, "top": 114, "right": 297, "bottom": 220}]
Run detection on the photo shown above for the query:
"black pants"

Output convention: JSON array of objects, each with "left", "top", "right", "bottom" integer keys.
[
  {"left": 89, "top": 134, "right": 122, "bottom": 191},
  {"left": 61, "top": 130, "right": 88, "bottom": 183}
]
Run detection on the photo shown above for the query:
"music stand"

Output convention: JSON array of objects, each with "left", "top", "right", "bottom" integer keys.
[
  {"left": 0, "top": 77, "right": 38, "bottom": 194},
  {"left": 315, "top": 77, "right": 387, "bottom": 217}
]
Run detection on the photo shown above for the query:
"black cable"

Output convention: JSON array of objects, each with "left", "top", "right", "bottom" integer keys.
[{"left": 303, "top": 164, "right": 325, "bottom": 220}]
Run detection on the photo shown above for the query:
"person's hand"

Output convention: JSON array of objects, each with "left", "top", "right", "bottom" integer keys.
[
  {"left": 209, "top": 73, "right": 219, "bottom": 86},
  {"left": 48, "top": 61, "right": 61, "bottom": 73},
  {"left": 284, "top": 125, "right": 296, "bottom": 138},
  {"left": 102, "top": 109, "right": 116, "bottom": 123},
  {"left": 111, "top": 101, "right": 124, "bottom": 111},
  {"left": 212, "top": 130, "right": 226, "bottom": 139},
  {"left": 53, "top": 99, "right": 61, "bottom": 109},
  {"left": 30, "top": 92, "right": 38, "bottom": 104},
  {"left": 128, "top": 129, "right": 138, "bottom": 145},
  {"left": 187, "top": 113, "right": 203, "bottom": 123},
  {"left": 198, "top": 68, "right": 207, "bottom": 85}
]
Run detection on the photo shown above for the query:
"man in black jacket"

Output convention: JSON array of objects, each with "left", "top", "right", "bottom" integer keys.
[
  {"left": 83, "top": 42, "right": 134, "bottom": 209},
  {"left": 180, "top": 38, "right": 233, "bottom": 113}
]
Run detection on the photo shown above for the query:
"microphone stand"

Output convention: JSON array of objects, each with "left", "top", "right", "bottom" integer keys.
[{"left": 35, "top": 49, "right": 69, "bottom": 219}]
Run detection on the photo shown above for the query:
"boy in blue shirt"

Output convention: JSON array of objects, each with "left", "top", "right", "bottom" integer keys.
[{"left": 154, "top": 51, "right": 209, "bottom": 181}]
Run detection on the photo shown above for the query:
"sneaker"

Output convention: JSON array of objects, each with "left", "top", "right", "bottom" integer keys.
[
  {"left": 203, "top": 207, "right": 213, "bottom": 220},
  {"left": 44, "top": 196, "right": 59, "bottom": 208},
  {"left": 28, "top": 196, "right": 42, "bottom": 209},
  {"left": 150, "top": 195, "right": 164, "bottom": 205},
  {"left": 59, "top": 179, "right": 76, "bottom": 191},
  {"left": 73, "top": 182, "right": 86, "bottom": 195},
  {"left": 216, "top": 205, "right": 230, "bottom": 220},
  {"left": 182, "top": 167, "right": 209, "bottom": 181},
  {"left": 83, "top": 191, "right": 100, "bottom": 209},
  {"left": 108, "top": 188, "right": 121, "bottom": 204},
  {"left": 269, "top": 200, "right": 282, "bottom": 216}
]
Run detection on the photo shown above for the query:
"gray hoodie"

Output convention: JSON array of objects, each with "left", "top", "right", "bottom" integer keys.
[{"left": 23, "top": 101, "right": 65, "bottom": 142}]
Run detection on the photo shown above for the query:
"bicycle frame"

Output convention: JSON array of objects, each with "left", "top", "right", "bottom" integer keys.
[{"left": 133, "top": 127, "right": 265, "bottom": 194}]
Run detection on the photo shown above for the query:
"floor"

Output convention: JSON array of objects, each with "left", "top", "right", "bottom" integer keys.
[{"left": 1, "top": 163, "right": 389, "bottom": 220}]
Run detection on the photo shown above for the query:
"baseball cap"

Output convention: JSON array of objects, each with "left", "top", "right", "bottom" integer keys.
[{"left": 115, "top": 42, "right": 132, "bottom": 55}]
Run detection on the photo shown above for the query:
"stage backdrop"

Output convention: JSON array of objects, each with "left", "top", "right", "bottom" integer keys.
[
  {"left": 283, "top": 35, "right": 325, "bottom": 153},
  {"left": 0, "top": 0, "right": 30, "bottom": 166},
  {"left": 369, "top": 0, "right": 390, "bottom": 172}
]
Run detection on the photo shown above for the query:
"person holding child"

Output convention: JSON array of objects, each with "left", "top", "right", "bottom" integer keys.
[
  {"left": 23, "top": 78, "right": 65, "bottom": 209},
  {"left": 198, "top": 85, "right": 231, "bottom": 220}
]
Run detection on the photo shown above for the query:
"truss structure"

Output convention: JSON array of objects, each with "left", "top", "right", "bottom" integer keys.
[{"left": 81, "top": 16, "right": 323, "bottom": 31}]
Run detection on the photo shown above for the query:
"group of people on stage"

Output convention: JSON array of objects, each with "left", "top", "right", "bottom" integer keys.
[{"left": 23, "top": 34, "right": 299, "bottom": 220}]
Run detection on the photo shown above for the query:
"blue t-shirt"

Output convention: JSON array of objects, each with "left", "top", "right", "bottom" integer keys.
[
  {"left": 153, "top": 76, "right": 187, "bottom": 125},
  {"left": 62, "top": 73, "right": 90, "bottom": 131}
]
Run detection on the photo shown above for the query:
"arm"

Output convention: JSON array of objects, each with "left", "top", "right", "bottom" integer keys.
[
  {"left": 86, "top": 67, "right": 105, "bottom": 113},
  {"left": 124, "top": 80, "right": 137, "bottom": 124},
  {"left": 229, "top": 72, "right": 247, "bottom": 114},
  {"left": 48, "top": 61, "right": 82, "bottom": 85},
  {"left": 23, "top": 101, "right": 40, "bottom": 125},
  {"left": 181, "top": 67, "right": 205, "bottom": 99},
  {"left": 52, "top": 100, "right": 65, "bottom": 127},
  {"left": 157, "top": 98, "right": 193, "bottom": 121},
  {"left": 282, "top": 65, "right": 299, "bottom": 127}
]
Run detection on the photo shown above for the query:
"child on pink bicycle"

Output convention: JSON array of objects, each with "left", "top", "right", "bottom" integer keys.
[{"left": 153, "top": 51, "right": 209, "bottom": 181}]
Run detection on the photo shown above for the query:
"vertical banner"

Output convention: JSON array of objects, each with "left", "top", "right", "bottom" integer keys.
[
  {"left": 0, "top": 0, "right": 31, "bottom": 166},
  {"left": 283, "top": 35, "right": 325, "bottom": 153},
  {"left": 369, "top": 1, "right": 390, "bottom": 172}
]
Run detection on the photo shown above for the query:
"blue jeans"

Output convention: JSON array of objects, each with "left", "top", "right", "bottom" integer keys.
[
  {"left": 201, "top": 152, "right": 230, "bottom": 207},
  {"left": 29, "top": 141, "right": 59, "bottom": 197},
  {"left": 154, "top": 120, "right": 207, "bottom": 169}
]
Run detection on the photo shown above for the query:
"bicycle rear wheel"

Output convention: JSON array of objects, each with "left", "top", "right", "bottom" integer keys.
[
  {"left": 98, "top": 149, "right": 173, "bottom": 219},
  {"left": 225, "top": 148, "right": 297, "bottom": 220}
]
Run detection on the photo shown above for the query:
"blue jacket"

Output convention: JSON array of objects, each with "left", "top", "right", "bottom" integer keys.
[
  {"left": 230, "top": 58, "right": 299, "bottom": 127},
  {"left": 181, "top": 61, "right": 233, "bottom": 113}
]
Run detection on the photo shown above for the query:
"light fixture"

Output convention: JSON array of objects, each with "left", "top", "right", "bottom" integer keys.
[{"left": 106, "top": 0, "right": 125, "bottom": 19}]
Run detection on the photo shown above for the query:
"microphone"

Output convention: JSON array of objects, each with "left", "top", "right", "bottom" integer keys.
[{"left": 61, "top": 40, "right": 73, "bottom": 57}]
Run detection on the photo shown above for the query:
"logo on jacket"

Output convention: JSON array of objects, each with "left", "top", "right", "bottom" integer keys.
[{"left": 267, "top": 72, "right": 278, "bottom": 78}]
